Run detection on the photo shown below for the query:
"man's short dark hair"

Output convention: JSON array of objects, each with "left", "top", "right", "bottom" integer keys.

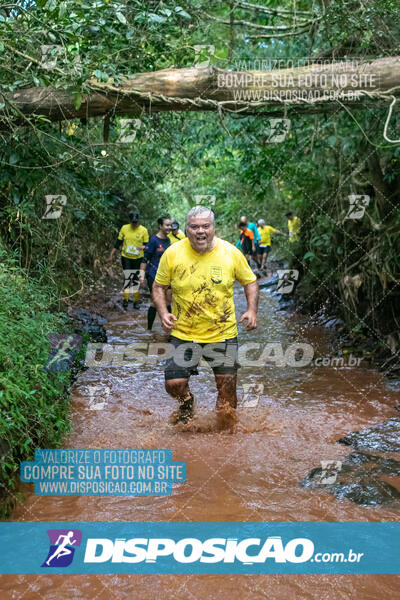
[
  {"left": 157, "top": 215, "right": 170, "bottom": 227},
  {"left": 129, "top": 211, "right": 140, "bottom": 222},
  {"left": 285, "top": 211, "right": 293, "bottom": 218}
]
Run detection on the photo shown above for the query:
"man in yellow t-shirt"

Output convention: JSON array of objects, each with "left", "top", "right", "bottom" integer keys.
[
  {"left": 108, "top": 210, "right": 149, "bottom": 309},
  {"left": 285, "top": 211, "right": 301, "bottom": 242},
  {"left": 168, "top": 220, "right": 186, "bottom": 244},
  {"left": 153, "top": 206, "right": 258, "bottom": 429},
  {"left": 257, "top": 218, "right": 287, "bottom": 270}
]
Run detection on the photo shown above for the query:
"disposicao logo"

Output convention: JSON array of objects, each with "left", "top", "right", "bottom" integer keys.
[
  {"left": 83, "top": 536, "right": 314, "bottom": 564},
  {"left": 41, "top": 529, "right": 82, "bottom": 568}
]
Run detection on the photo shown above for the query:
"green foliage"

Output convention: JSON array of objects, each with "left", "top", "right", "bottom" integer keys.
[{"left": 0, "top": 245, "right": 73, "bottom": 517}]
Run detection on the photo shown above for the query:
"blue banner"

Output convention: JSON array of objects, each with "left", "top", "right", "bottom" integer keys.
[
  {"left": 0, "top": 522, "right": 398, "bottom": 574},
  {"left": 20, "top": 449, "right": 186, "bottom": 496}
]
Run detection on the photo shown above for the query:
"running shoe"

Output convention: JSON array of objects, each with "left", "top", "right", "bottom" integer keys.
[{"left": 170, "top": 392, "right": 196, "bottom": 424}]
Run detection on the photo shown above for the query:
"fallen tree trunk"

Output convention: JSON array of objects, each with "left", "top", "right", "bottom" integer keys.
[{"left": 3, "top": 56, "right": 400, "bottom": 124}]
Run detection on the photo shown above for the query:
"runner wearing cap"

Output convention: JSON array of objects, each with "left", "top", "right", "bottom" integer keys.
[
  {"left": 108, "top": 210, "right": 149, "bottom": 309},
  {"left": 257, "top": 219, "right": 286, "bottom": 270},
  {"left": 168, "top": 220, "right": 186, "bottom": 244}
]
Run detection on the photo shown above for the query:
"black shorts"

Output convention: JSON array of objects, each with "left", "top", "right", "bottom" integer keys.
[
  {"left": 259, "top": 245, "right": 271, "bottom": 255},
  {"left": 121, "top": 256, "right": 143, "bottom": 271},
  {"left": 164, "top": 336, "right": 240, "bottom": 380},
  {"left": 241, "top": 240, "right": 252, "bottom": 255},
  {"left": 121, "top": 257, "right": 144, "bottom": 292}
]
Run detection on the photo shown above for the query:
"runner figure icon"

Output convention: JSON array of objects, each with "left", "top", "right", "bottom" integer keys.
[
  {"left": 276, "top": 269, "right": 299, "bottom": 294},
  {"left": 45, "top": 531, "right": 77, "bottom": 566}
]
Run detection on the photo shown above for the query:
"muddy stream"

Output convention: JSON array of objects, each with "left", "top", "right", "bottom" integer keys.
[{"left": 2, "top": 284, "right": 400, "bottom": 599}]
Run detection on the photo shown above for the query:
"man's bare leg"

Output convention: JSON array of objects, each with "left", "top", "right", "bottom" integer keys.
[
  {"left": 214, "top": 373, "right": 238, "bottom": 430},
  {"left": 261, "top": 253, "right": 267, "bottom": 270},
  {"left": 165, "top": 378, "right": 195, "bottom": 423}
]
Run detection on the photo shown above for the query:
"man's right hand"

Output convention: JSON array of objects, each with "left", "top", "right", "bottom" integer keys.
[
  {"left": 160, "top": 312, "right": 177, "bottom": 333},
  {"left": 239, "top": 309, "right": 257, "bottom": 330}
]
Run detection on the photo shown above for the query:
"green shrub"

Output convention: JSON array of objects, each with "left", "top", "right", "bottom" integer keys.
[{"left": 0, "top": 245, "right": 73, "bottom": 517}]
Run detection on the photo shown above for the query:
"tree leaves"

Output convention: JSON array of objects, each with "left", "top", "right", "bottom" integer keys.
[
  {"left": 93, "top": 70, "right": 109, "bottom": 82},
  {"left": 73, "top": 92, "right": 82, "bottom": 110},
  {"left": 45, "top": 0, "right": 58, "bottom": 12},
  {"left": 175, "top": 7, "right": 191, "bottom": 20},
  {"left": 59, "top": 2, "right": 67, "bottom": 19},
  {"left": 328, "top": 135, "right": 337, "bottom": 148},
  {"left": 145, "top": 13, "right": 167, "bottom": 24},
  {"left": 116, "top": 11, "right": 127, "bottom": 25}
]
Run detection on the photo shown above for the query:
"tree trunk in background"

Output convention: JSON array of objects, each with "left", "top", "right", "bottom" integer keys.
[
  {"left": 2, "top": 56, "right": 400, "bottom": 124},
  {"left": 367, "top": 150, "right": 400, "bottom": 215}
]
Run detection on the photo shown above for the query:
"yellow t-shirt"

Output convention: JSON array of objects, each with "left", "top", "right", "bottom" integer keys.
[
  {"left": 118, "top": 224, "right": 149, "bottom": 259},
  {"left": 168, "top": 230, "right": 186, "bottom": 245},
  {"left": 155, "top": 237, "right": 257, "bottom": 343},
  {"left": 258, "top": 225, "right": 277, "bottom": 246},
  {"left": 288, "top": 216, "right": 301, "bottom": 242}
]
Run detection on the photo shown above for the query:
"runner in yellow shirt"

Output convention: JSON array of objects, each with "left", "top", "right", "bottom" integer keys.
[
  {"left": 285, "top": 212, "right": 301, "bottom": 242},
  {"left": 108, "top": 210, "right": 149, "bottom": 309},
  {"left": 168, "top": 220, "right": 186, "bottom": 244},
  {"left": 153, "top": 206, "right": 259, "bottom": 429},
  {"left": 257, "top": 219, "right": 286, "bottom": 270}
]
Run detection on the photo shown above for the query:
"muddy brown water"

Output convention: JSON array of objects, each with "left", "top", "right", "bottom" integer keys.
[{"left": 2, "top": 286, "right": 400, "bottom": 599}]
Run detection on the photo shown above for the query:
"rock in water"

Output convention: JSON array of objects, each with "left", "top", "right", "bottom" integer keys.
[
  {"left": 67, "top": 307, "right": 107, "bottom": 343},
  {"left": 343, "top": 451, "right": 400, "bottom": 474},
  {"left": 331, "top": 480, "right": 400, "bottom": 506},
  {"left": 278, "top": 297, "right": 295, "bottom": 311},
  {"left": 337, "top": 417, "right": 400, "bottom": 452},
  {"left": 258, "top": 275, "right": 278, "bottom": 290},
  {"left": 301, "top": 451, "right": 400, "bottom": 506}
]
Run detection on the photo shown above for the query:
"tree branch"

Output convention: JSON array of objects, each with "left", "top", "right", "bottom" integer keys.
[
  {"left": 202, "top": 11, "right": 317, "bottom": 30},
  {"left": 246, "top": 28, "right": 312, "bottom": 38},
  {"left": 1, "top": 57, "right": 399, "bottom": 125},
  {"left": 232, "top": 0, "right": 315, "bottom": 17}
]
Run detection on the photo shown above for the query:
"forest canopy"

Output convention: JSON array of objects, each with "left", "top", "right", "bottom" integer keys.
[{"left": 0, "top": 0, "right": 400, "bottom": 362}]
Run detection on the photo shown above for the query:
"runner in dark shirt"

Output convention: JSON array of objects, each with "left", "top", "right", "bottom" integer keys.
[
  {"left": 238, "top": 222, "right": 254, "bottom": 263},
  {"left": 141, "top": 216, "right": 172, "bottom": 330}
]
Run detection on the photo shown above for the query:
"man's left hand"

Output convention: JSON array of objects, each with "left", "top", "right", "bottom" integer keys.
[{"left": 239, "top": 310, "right": 257, "bottom": 330}]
